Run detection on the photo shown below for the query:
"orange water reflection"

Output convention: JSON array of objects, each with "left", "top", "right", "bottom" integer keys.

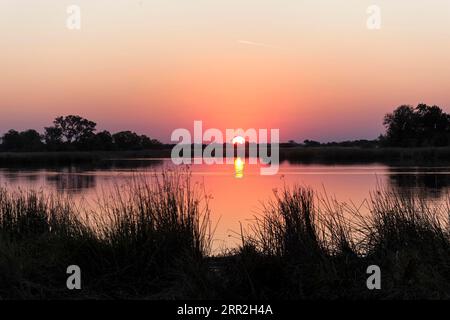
[
  {"left": 234, "top": 157, "right": 244, "bottom": 179},
  {"left": 1, "top": 159, "right": 450, "bottom": 252}
]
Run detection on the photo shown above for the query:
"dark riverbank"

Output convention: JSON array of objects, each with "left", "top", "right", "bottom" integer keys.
[
  {"left": 1, "top": 147, "right": 450, "bottom": 167},
  {"left": 0, "top": 150, "right": 173, "bottom": 167},
  {"left": 279, "top": 146, "right": 450, "bottom": 164}
]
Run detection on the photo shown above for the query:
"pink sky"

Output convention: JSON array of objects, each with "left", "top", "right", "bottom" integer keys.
[{"left": 1, "top": 0, "right": 450, "bottom": 142}]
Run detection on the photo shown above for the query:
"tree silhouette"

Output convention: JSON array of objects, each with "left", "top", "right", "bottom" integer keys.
[
  {"left": 1, "top": 129, "right": 43, "bottom": 151},
  {"left": 415, "top": 104, "right": 450, "bottom": 146},
  {"left": 51, "top": 115, "right": 97, "bottom": 145},
  {"left": 1, "top": 130, "right": 22, "bottom": 151},
  {"left": 93, "top": 130, "right": 114, "bottom": 150},
  {"left": 383, "top": 105, "right": 418, "bottom": 147},
  {"left": 43, "top": 126, "right": 63, "bottom": 151},
  {"left": 113, "top": 131, "right": 142, "bottom": 150},
  {"left": 19, "top": 130, "right": 43, "bottom": 151},
  {"left": 382, "top": 104, "right": 450, "bottom": 147},
  {"left": 1, "top": 115, "right": 163, "bottom": 152},
  {"left": 303, "top": 139, "right": 321, "bottom": 147}
]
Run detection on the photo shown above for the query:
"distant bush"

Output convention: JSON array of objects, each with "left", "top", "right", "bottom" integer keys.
[{"left": 0, "top": 129, "right": 44, "bottom": 152}]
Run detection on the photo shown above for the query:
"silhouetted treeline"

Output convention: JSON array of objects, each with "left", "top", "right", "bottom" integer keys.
[
  {"left": 2, "top": 104, "right": 450, "bottom": 152},
  {"left": 0, "top": 115, "right": 163, "bottom": 152},
  {"left": 285, "top": 103, "right": 450, "bottom": 148},
  {"left": 284, "top": 139, "right": 378, "bottom": 148}
]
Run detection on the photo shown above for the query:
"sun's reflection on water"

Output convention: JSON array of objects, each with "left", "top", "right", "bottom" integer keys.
[{"left": 234, "top": 157, "right": 244, "bottom": 178}]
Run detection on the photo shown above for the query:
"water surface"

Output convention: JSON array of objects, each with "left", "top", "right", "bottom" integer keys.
[{"left": 1, "top": 158, "right": 450, "bottom": 250}]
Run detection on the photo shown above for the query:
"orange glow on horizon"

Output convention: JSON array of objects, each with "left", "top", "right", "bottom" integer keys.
[{"left": 1, "top": 1, "right": 450, "bottom": 143}]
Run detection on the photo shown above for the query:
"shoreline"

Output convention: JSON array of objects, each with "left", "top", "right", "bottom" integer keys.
[{"left": 1, "top": 147, "right": 450, "bottom": 166}]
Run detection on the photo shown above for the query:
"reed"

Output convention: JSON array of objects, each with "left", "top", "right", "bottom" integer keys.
[
  {"left": 223, "top": 184, "right": 450, "bottom": 299},
  {"left": 0, "top": 170, "right": 212, "bottom": 299}
]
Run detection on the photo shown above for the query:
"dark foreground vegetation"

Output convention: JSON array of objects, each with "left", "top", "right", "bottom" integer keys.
[{"left": 0, "top": 171, "right": 449, "bottom": 299}]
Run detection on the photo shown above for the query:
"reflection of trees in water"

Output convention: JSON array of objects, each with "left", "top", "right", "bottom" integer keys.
[
  {"left": 44, "top": 160, "right": 165, "bottom": 193},
  {"left": 44, "top": 166, "right": 97, "bottom": 193},
  {"left": 1, "top": 171, "right": 20, "bottom": 182},
  {"left": 46, "top": 172, "right": 96, "bottom": 193},
  {"left": 1, "top": 169, "right": 44, "bottom": 184},
  {"left": 1, "top": 159, "right": 166, "bottom": 193},
  {"left": 97, "top": 159, "right": 165, "bottom": 170},
  {"left": 0, "top": 159, "right": 165, "bottom": 171},
  {"left": 387, "top": 167, "right": 450, "bottom": 200}
]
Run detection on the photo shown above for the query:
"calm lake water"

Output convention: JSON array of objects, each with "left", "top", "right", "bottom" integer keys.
[{"left": 1, "top": 158, "right": 450, "bottom": 250}]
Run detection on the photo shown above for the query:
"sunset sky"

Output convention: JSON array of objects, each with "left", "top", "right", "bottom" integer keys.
[{"left": 1, "top": 0, "right": 450, "bottom": 142}]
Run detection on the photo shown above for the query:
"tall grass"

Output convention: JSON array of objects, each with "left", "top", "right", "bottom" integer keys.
[
  {"left": 0, "top": 170, "right": 212, "bottom": 299},
  {"left": 0, "top": 189, "right": 87, "bottom": 239},
  {"left": 355, "top": 189, "right": 450, "bottom": 298},
  {"left": 0, "top": 172, "right": 449, "bottom": 299},
  {"left": 224, "top": 185, "right": 450, "bottom": 299},
  {"left": 88, "top": 171, "right": 212, "bottom": 298}
]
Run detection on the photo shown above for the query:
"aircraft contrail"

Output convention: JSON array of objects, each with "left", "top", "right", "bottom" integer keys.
[{"left": 237, "top": 40, "right": 281, "bottom": 49}]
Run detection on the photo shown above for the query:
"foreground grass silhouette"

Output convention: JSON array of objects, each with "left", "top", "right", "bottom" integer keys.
[{"left": 0, "top": 171, "right": 449, "bottom": 299}]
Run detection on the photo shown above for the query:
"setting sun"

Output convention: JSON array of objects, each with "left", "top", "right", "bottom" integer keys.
[{"left": 232, "top": 136, "right": 246, "bottom": 145}]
